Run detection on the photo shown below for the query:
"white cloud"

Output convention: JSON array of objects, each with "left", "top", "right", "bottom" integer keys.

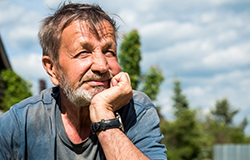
[
  {"left": 182, "top": 69, "right": 250, "bottom": 113},
  {"left": 140, "top": 39, "right": 216, "bottom": 74},
  {"left": 9, "top": 26, "right": 38, "bottom": 48},
  {"left": 6, "top": 10, "right": 42, "bottom": 49},
  {"left": 216, "top": 30, "right": 238, "bottom": 43},
  {"left": 44, "top": 0, "right": 63, "bottom": 7},
  {"left": 20, "top": 11, "right": 42, "bottom": 25},
  {"left": 202, "top": 44, "right": 250, "bottom": 69},
  {"left": 119, "top": 10, "right": 138, "bottom": 27},
  {"left": 200, "top": 12, "right": 217, "bottom": 24},
  {"left": 167, "top": 40, "right": 213, "bottom": 55},
  {"left": 169, "top": 0, "right": 249, "bottom": 6},
  {"left": 212, "top": 70, "right": 249, "bottom": 84},
  {"left": 10, "top": 53, "right": 45, "bottom": 78},
  {"left": 208, "top": 0, "right": 246, "bottom": 6},
  {"left": 140, "top": 21, "right": 201, "bottom": 42},
  {"left": 9, "top": 53, "right": 52, "bottom": 95},
  {"left": 0, "top": 4, "right": 24, "bottom": 25},
  {"left": 185, "top": 86, "right": 206, "bottom": 97}
]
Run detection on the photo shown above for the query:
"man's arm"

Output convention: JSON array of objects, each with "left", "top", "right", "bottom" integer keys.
[
  {"left": 89, "top": 72, "right": 150, "bottom": 159},
  {"left": 0, "top": 109, "right": 22, "bottom": 159},
  {"left": 97, "top": 128, "right": 150, "bottom": 160}
]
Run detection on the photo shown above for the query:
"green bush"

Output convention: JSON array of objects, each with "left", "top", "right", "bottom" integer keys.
[{"left": 0, "top": 69, "right": 32, "bottom": 111}]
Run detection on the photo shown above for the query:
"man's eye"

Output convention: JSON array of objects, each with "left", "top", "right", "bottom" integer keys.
[
  {"left": 75, "top": 51, "right": 90, "bottom": 58},
  {"left": 104, "top": 50, "right": 115, "bottom": 57}
]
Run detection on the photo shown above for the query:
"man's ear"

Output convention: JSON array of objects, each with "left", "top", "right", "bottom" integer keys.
[{"left": 42, "top": 56, "right": 60, "bottom": 86}]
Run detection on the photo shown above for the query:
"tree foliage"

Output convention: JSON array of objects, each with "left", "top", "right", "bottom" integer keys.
[
  {"left": 204, "top": 98, "right": 248, "bottom": 144},
  {"left": 161, "top": 109, "right": 204, "bottom": 160},
  {"left": 211, "top": 98, "right": 239, "bottom": 126},
  {"left": 161, "top": 80, "right": 250, "bottom": 160},
  {"left": 161, "top": 79, "right": 205, "bottom": 160},
  {"left": 172, "top": 79, "right": 189, "bottom": 116},
  {"left": 240, "top": 116, "right": 248, "bottom": 130},
  {"left": 118, "top": 30, "right": 141, "bottom": 90},
  {"left": 0, "top": 69, "right": 32, "bottom": 111},
  {"left": 141, "top": 66, "right": 164, "bottom": 101},
  {"left": 118, "top": 30, "right": 164, "bottom": 102}
]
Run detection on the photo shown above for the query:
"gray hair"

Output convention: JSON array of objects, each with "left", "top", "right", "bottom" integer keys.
[{"left": 38, "top": 2, "right": 119, "bottom": 65}]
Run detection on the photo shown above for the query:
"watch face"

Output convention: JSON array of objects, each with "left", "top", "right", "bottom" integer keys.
[{"left": 116, "top": 112, "right": 124, "bottom": 132}]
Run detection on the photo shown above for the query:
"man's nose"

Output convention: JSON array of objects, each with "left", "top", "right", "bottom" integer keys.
[{"left": 91, "top": 51, "right": 109, "bottom": 74}]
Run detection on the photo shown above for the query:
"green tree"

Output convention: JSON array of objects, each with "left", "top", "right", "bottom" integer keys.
[
  {"left": 211, "top": 98, "right": 239, "bottom": 126},
  {"left": 141, "top": 66, "right": 164, "bottom": 101},
  {"left": 161, "top": 109, "right": 204, "bottom": 160},
  {"left": 0, "top": 69, "right": 32, "bottom": 111},
  {"left": 118, "top": 30, "right": 164, "bottom": 101},
  {"left": 161, "top": 79, "right": 204, "bottom": 160},
  {"left": 203, "top": 115, "right": 247, "bottom": 145},
  {"left": 240, "top": 116, "right": 248, "bottom": 131},
  {"left": 172, "top": 79, "right": 189, "bottom": 116},
  {"left": 118, "top": 30, "right": 165, "bottom": 120},
  {"left": 141, "top": 66, "right": 164, "bottom": 121},
  {"left": 205, "top": 98, "right": 248, "bottom": 144},
  {"left": 118, "top": 30, "right": 141, "bottom": 90}
]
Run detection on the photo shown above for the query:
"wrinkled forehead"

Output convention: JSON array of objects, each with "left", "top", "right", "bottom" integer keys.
[
  {"left": 81, "top": 20, "right": 115, "bottom": 40},
  {"left": 61, "top": 19, "right": 116, "bottom": 42}
]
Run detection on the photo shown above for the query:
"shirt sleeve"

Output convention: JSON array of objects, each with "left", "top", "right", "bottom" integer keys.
[
  {"left": 0, "top": 108, "right": 22, "bottom": 159},
  {"left": 124, "top": 100, "right": 167, "bottom": 160}
]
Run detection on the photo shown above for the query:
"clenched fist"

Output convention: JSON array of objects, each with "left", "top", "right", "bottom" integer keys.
[{"left": 89, "top": 72, "right": 133, "bottom": 123}]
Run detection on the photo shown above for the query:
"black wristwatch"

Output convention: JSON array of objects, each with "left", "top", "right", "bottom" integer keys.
[{"left": 91, "top": 112, "right": 124, "bottom": 134}]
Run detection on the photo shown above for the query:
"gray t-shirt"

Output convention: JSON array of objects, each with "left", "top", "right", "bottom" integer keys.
[{"left": 0, "top": 87, "right": 167, "bottom": 159}]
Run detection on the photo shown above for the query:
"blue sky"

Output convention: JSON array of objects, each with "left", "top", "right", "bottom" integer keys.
[{"left": 0, "top": 0, "right": 250, "bottom": 134}]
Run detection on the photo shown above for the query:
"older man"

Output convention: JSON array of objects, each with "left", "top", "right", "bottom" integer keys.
[{"left": 0, "top": 3, "right": 167, "bottom": 160}]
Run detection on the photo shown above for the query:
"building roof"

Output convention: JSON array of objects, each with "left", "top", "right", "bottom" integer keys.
[
  {"left": 0, "top": 35, "right": 12, "bottom": 70},
  {"left": 0, "top": 35, "right": 11, "bottom": 112}
]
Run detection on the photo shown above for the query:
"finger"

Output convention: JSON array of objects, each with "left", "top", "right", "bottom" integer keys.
[
  {"left": 110, "top": 78, "right": 118, "bottom": 87},
  {"left": 112, "top": 72, "right": 131, "bottom": 86},
  {"left": 124, "top": 72, "right": 131, "bottom": 85}
]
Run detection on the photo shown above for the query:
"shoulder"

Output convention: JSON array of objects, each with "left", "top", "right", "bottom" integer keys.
[
  {"left": 0, "top": 87, "right": 59, "bottom": 158},
  {"left": 10, "top": 87, "right": 58, "bottom": 112},
  {"left": 0, "top": 87, "right": 59, "bottom": 125},
  {"left": 120, "top": 90, "right": 158, "bottom": 130},
  {"left": 0, "top": 86, "right": 59, "bottom": 137},
  {"left": 132, "top": 90, "right": 156, "bottom": 110}
]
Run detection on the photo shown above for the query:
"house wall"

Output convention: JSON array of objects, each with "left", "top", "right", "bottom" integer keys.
[{"left": 214, "top": 144, "right": 250, "bottom": 160}]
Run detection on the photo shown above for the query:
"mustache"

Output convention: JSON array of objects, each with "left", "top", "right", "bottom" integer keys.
[{"left": 78, "top": 70, "right": 113, "bottom": 88}]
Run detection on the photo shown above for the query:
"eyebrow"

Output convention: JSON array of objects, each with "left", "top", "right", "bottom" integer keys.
[
  {"left": 102, "top": 40, "right": 116, "bottom": 49},
  {"left": 79, "top": 39, "right": 116, "bottom": 50},
  {"left": 79, "top": 41, "right": 93, "bottom": 50}
]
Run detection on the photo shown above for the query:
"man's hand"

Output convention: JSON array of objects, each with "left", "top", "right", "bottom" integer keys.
[
  {"left": 89, "top": 72, "right": 150, "bottom": 160},
  {"left": 89, "top": 72, "right": 133, "bottom": 123}
]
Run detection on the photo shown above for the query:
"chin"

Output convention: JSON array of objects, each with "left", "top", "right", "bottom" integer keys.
[{"left": 91, "top": 86, "right": 105, "bottom": 95}]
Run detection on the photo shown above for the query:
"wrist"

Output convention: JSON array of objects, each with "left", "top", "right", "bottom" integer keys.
[
  {"left": 89, "top": 103, "right": 115, "bottom": 123},
  {"left": 91, "top": 112, "right": 124, "bottom": 134}
]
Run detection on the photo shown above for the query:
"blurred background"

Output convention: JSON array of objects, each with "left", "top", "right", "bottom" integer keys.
[{"left": 0, "top": 0, "right": 250, "bottom": 159}]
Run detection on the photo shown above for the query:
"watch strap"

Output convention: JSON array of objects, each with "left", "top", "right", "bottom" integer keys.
[{"left": 91, "top": 113, "right": 123, "bottom": 134}]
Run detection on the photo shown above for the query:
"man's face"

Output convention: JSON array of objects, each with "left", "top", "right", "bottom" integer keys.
[{"left": 56, "top": 20, "right": 121, "bottom": 107}]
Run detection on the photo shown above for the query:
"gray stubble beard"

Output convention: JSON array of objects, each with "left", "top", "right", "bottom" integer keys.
[{"left": 59, "top": 74, "right": 105, "bottom": 107}]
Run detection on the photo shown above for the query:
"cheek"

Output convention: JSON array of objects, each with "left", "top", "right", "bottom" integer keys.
[
  {"left": 64, "top": 61, "right": 91, "bottom": 83},
  {"left": 108, "top": 60, "right": 121, "bottom": 75}
]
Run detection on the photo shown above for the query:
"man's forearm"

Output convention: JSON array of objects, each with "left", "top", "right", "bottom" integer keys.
[
  {"left": 97, "top": 128, "right": 150, "bottom": 160},
  {"left": 90, "top": 72, "right": 149, "bottom": 159}
]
